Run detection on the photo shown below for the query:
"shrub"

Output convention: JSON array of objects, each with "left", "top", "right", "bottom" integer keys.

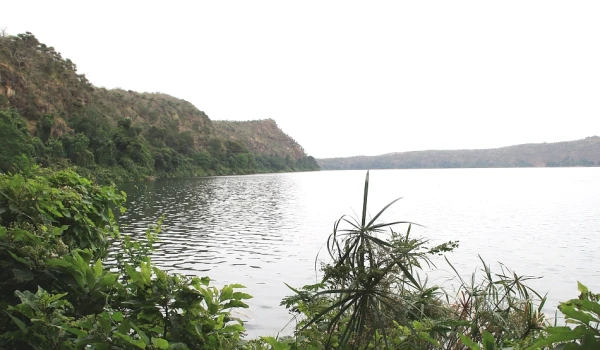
[
  {"left": 0, "top": 168, "right": 251, "bottom": 349},
  {"left": 0, "top": 110, "right": 35, "bottom": 173}
]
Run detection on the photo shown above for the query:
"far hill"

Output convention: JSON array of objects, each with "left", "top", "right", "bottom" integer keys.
[
  {"left": 317, "top": 137, "right": 600, "bottom": 170},
  {"left": 0, "top": 32, "right": 319, "bottom": 182}
]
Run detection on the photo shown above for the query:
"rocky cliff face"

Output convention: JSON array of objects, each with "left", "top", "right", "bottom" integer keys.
[{"left": 213, "top": 119, "right": 308, "bottom": 159}]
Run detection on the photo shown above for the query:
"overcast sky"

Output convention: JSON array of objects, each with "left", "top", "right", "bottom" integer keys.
[{"left": 2, "top": 1, "right": 599, "bottom": 158}]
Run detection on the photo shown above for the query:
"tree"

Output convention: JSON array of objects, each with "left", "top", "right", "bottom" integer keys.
[{"left": 0, "top": 110, "right": 34, "bottom": 172}]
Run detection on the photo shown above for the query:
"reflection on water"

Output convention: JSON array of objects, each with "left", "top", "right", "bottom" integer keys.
[
  {"left": 118, "top": 176, "right": 297, "bottom": 274},
  {"left": 116, "top": 173, "right": 340, "bottom": 336},
  {"left": 116, "top": 169, "right": 600, "bottom": 337}
]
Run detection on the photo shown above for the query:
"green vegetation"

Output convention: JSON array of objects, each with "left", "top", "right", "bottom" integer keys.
[
  {"left": 1, "top": 167, "right": 598, "bottom": 349},
  {"left": 0, "top": 30, "right": 596, "bottom": 349},
  {"left": 0, "top": 32, "right": 318, "bottom": 183},
  {"left": 317, "top": 137, "right": 600, "bottom": 170},
  {"left": 0, "top": 167, "right": 252, "bottom": 349}
]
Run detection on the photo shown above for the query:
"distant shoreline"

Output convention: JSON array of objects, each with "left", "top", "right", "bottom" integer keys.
[{"left": 317, "top": 136, "right": 600, "bottom": 170}]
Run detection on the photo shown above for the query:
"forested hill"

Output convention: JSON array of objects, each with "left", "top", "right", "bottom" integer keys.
[
  {"left": 0, "top": 32, "right": 319, "bottom": 183},
  {"left": 213, "top": 119, "right": 318, "bottom": 170},
  {"left": 317, "top": 136, "right": 600, "bottom": 170}
]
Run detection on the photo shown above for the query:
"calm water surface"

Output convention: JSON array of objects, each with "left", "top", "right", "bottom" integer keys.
[{"left": 117, "top": 168, "right": 600, "bottom": 337}]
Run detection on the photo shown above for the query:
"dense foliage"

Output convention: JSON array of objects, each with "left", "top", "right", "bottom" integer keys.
[
  {"left": 0, "top": 168, "right": 252, "bottom": 349},
  {"left": 0, "top": 32, "right": 319, "bottom": 183}
]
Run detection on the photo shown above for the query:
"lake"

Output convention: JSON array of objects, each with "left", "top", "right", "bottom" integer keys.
[{"left": 117, "top": 168, "right": 600, "bottom": 338}]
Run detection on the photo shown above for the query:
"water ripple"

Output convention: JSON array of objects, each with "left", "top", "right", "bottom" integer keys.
[{"left": 112, "top": 169, "right": 600, "bottom": 338}]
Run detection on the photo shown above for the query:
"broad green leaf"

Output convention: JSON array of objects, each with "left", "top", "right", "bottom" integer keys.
[
  {"left": 222, "top": 300, "right": 249, "bottom": 309},
  {"left": 46, "top": 258, "right": 72, "bottom": 267},
  {"left": 151, "top": 338, "right": 169, "bottom": 349},
  {"left": 232, "top": 292, "right": 253, "bottom": 300},
  {"left": 571, "top": 299, "right": 600, "bottom": 318},
  {"left": 125, "top": 264, "right": 139, "bottom": 281},
  {"left": 48, "top": 292, "right": 68, "bottom": 303},
  {"left": 578, "top": 281, "right": 589, "bottom": 294},
  {"left": 85, "top": 268, "right": 96, "bottom": 289},
  {"left": 6, "top": 312, "right": 27, "bottom": 332},
  {"left": 73, "top": 272, "right": 85, "bottom": 289},
  {"left": 78, "top": 249, "right": 93, "bottom": 264},
  {"left": 222, "top": 324, "right": 245, "bottom": 333},
  {"left": 62, "top": 326, "right": 87, "bottom": 337},
  {"left": 527, "top": 326, "right": 595, "bottom": 349},
  {"left": 192, "top": 276, "right": 208, "bottom": 288},
  {"left": 220, "top": 286, "right": 233, "bottom": 301},
  {"left": 200, "top": 288, "right": 214, "bottom": 309},
  {"left": 93, "top": 259, "right": 103, "bottom": 278},
  {"left": 12, "top": 268, "right": 34, "bottom": 282},
  {"left": 482, "top": 331, "right": 496, "bottom": 350},
  {"left": 459, "top": 334, "right": 480, "bottom": 350},
  {"left": 98, "top": 274, "right": 118, "bottom": 288},
  {"left": 560, "top": 302, "right": 596, "bottom": 324},
  {"left": 114, "top": 332, "right": 146, "bottom": 349},
  {"left": 140, "top": 261, "right": 152, "bottom": 285},
  {"left": 98, "top": 313, "right": 111, "bottom": 333},
  {"left": 113, "top": 311, "right": 124, "bottom": 322},
  {"left": 261, "top": 336, "right": 291, "bottom": 350},
  {"left": 8, "top": 251, "right": 29, "bottom": 265},
  {"left": 149, "top": 326, "right": 163, "bottom": 334},
  {"left": 130, "top": 321, "right": 150, "bottom": 345}
]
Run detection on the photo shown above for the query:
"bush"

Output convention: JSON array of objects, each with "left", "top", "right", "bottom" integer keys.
[
  {"left": 0, "top": 168, "right": 251, "bottom": 349},
  {"left": 0, "top": 110, "right": 35, "bottom": 173}
]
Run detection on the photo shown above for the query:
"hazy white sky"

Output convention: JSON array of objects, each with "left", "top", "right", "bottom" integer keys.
[{"left": 2, "top": 1, "right": 600, "bottom": 158}]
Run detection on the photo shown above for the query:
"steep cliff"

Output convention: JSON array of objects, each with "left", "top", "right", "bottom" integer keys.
[{"left": 213, "top": 119, "right": 306, "bottom": 159}]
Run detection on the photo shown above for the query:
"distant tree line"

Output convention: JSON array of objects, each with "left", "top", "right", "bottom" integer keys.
[
  {"left": 0, "top": 110, "right": 319, "bottom": 183},
  {"left": 318, "top": 138, "right": 600, "bottom": 170}
]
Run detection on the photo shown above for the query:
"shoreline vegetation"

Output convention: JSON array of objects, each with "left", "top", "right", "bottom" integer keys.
[{"left": 1, "top": 167, "right": 598, "bottom": 349}]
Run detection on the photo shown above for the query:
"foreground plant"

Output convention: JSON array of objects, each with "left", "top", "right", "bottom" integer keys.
[
  {"left": 525, "top": 282, "right": 600, "bottom": 349},
  {"left": 282, "top": 171, "right": 459, "bottom": 349},
  {"left": 0, "top": 167, "right": 252, "bottom": 349},
  {"left": 443, "top": 257, "right": 548, "bottom": 349}
]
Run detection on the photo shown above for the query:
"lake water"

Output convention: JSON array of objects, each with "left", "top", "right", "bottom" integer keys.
[{"left": 117, "top": 168, "right": 600, "bottom": 337}]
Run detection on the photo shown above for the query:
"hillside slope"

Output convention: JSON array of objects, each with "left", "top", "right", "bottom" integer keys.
[
  {"left": 318, "top": 137, "right": 600, "bottom": 170},
  {"left": 213, "top": 119, "right": 318, "bottom": 170},
  {"left": 213, "top": 119, "right": 304, "bottom": 158},
  {"left": 0, "top": 32, "right": 318, "bottom": 181}
]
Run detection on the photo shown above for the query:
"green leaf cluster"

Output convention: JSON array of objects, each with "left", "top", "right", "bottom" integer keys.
[{"left": 0, "top": 168, "right": 252, "bottom": 349}]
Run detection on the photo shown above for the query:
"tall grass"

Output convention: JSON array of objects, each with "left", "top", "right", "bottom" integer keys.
[{"left": 442, "top": 257, "right": 547, "bottom": 349}]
